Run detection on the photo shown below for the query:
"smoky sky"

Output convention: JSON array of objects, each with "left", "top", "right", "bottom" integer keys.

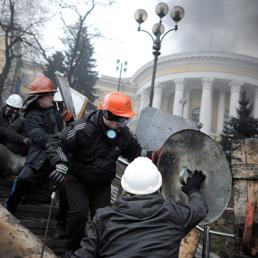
[{"left": 153, "top": 0, "right": 258, "bottom": 57}]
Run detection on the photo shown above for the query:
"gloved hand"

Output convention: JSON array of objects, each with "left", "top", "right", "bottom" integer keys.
[
  {"left": 23, "top": 137, "right": 32, "bottom": 145},
  {"left": 181, "top": 170, "right": 206, "bottom": 195},
  {"left": 49, "top": 163, "right": 68, "bottom": 187}
]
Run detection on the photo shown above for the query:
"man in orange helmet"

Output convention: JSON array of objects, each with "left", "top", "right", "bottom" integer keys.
[
  {"left": 46, "top": 92, "right": 147, "bottom": 257},
  {"left": 5, "top": 76, "right": 65, "bottom": 213}
]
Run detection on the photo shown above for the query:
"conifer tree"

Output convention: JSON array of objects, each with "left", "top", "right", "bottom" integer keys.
[{"left": 221, "top": 90, "right": 258, "bottom": 159}]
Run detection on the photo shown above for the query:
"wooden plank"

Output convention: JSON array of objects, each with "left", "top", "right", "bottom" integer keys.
[
  {"left": 245, "top": 139, "right": 258, "bottom": 164},
  {"left": 231, "top": 140, "right": 246, "bottom": 165},
  {"left": 242, "top": 200, "right": 255, "bottom": 254},
  {"left": 234, "top": 180, "right": 247, "bottom": 254},
  {"left": 232, "top": 165, "right": 258, "bottom": 180},
  {"left": 179, "top": 228, "right": 200, "bottom": 258},
  {"left": 234, "top": 180, "right": 248, "bottom": 225},
  {"left": 242, "top": 182, "right": 258, "bottom": 256},
  {"left": 247, "top": 182, "right": 258, "bottom": 224}
]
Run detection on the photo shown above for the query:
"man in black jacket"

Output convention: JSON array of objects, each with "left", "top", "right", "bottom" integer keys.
[
  {"left": 72, "top": 157, "right": 208, "bottom": 258},
  {"left": 5, "top": 76, "right": 63, "bottom": 214},
  {"left": 46, "top": 92, "right": 145, "bottom": 255},
  {"left": 0, "top": 94, "right": 23, "bottom": 128},
  {"left": 0, "top": 94, "right": 30, "bottom": 156}
]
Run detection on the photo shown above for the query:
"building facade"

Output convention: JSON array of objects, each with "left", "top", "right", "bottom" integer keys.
[{"left": 95, "top": 51, "right": 258, "bottom": 138}]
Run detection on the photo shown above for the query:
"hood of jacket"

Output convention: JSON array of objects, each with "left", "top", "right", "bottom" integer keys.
[{"left": 114, "top": 192, "right": 165, "bottom": 219}]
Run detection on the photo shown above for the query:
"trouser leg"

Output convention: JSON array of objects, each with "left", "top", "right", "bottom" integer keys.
[
  {"left": 55, "top": 184, "right": 69, "bottom": 239},
  {"left": 56, "top": 185, "right": 69, "bottom": 222},
  {"left": 66, "top": 175, "right": 89, "bottom": 251},
  {"left": 5, "top": 167, "right": 37, "bottom": 214},
  {"left": 5, "top": 164, "right": 51, "bottom": 214},
  {"left": 5, "top": 177, "right": 29, "bottom": 214},
  {"left": 88, "top": 184, "right": 111, "bottom": 220}
]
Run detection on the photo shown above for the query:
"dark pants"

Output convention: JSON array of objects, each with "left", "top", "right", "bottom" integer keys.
[
  {"left": 5, "top": 164, "right": 52, "bottom": 214},
  {"left": 56, "top": 185, "right": 69, "bottom": 226},
  {"left": 66, "top": 175, "right": 111, "bottom": 251}
]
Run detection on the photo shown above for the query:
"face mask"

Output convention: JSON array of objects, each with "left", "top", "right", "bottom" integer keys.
[
  {"left": 5, "top": 106, "right": 19, "bottom": 123},
  {"left": 106, "top": 129, "right": 117, "bottom": 139}
]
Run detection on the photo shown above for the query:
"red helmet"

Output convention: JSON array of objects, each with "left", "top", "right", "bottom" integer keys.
[
  {"left": 99, "top": 92, "right": 135, "bottom": 118},
  {"left": 29, "top": 76, "right": 56, "bottom": 95}
]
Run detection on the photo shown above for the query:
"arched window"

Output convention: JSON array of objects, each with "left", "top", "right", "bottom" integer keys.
[{"left": 191, "top": 107, "right": 200, "bottom": 122}]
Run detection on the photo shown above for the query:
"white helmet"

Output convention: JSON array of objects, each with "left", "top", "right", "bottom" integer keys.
[
  {"left": 5, "top": 94, "right": 23, "bottom": 109},
  {"left": 54, "top": 91, "right": 63, "bottom": 102},
  {"left": 121, "top": 157, "right": 162, "bottom": 195}
]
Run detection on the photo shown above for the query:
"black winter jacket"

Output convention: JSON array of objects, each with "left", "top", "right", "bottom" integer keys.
[
  {"left": 0, "top": 105, "right": 11, "bottom": 128},
  {"left": 24, "top": 106, "right": 63, "bottom": 170},
  {"left": 73, "top": 191, "right": 208, "bottom": 258},
  {"left": 46, "top": 110, "right": 142, "bottom": 187},
  {"left": 0, "top": 106, "right": 24, "bottom": 144},
  {"left": 6, "top": 115, "right": 29, "bottom": 155}
]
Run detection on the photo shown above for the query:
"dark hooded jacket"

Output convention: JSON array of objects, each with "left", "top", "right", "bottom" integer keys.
[
  {"left": 23, "top": 98, "right": 63, "bottom": 170},
  {"left": 72, "top": 191, "right": 208, "bottom": 258},
  {"left": 0, "top": 105, "right": 28, "bottom": 155},
  {"left": 46, "top": 110, "right": 142, "bottom": 187}
]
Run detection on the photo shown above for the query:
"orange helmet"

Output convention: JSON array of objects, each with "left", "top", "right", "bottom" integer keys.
[
  {"left": 99, "top": 92, "right": 135, "bottom": 118},
  {"left": 29, "top": 76, "right": 56, "bottom": 95}
]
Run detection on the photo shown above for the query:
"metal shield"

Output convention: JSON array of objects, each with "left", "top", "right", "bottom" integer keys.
[
  {"left": 158, "top": 129, "right": 232, "bottom": 225},
  {"left": 55, "top": 72, "right": 76, "bottom": 118},
  {"left": 135, "top": 107, "right": 198, "bottom": 150}
]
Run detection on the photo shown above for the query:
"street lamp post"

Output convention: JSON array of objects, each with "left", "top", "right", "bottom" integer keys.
[
  {"left": 116, "top": 59, "right": 128, "bottom": 92},
  {"left": 134, "top": 3, "right": 185, "bottom": 107}
]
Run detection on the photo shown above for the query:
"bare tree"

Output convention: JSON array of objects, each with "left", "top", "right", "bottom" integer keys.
[
  {"left": 58, "top": 0, "right": 113, "bottom": 84},
  {"left": 0, "top": 0, "right": 51, "bottom": 101},
  {"left": 43, "top": 0, "right": 113, "bottom": 100}
]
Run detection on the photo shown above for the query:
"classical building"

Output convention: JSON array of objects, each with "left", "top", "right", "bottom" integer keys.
[{"left": 95, "top": 51, "right": 258, "bottom": 138}]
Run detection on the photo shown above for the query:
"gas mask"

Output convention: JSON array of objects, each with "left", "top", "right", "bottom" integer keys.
[{"left": 5, "top": 105, "right": 19, "bottom": 123}]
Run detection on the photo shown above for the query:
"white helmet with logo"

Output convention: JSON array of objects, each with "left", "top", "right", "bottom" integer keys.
[
  {"left": 121, "top": 157, "right": 162, "bottom": 195},
  {"left": 5, "top": 94, "right": 23, "bottom": 109}
]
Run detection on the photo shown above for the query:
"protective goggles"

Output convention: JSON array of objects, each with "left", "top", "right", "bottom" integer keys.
[
  {"left": 103, "top": 110, "right": 131, "bottom": 127},
  {"left": 115, "top": 117, "right": 131, "bottom": 127}
]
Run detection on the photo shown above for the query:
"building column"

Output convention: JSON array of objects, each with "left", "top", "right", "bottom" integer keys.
[
  {"left": 217, "top": 90, "right": 226, "bottom": 134},
  {"left": 152, "top": 84, "right": 163, "bottom": 110},
  {"left": 173, "top": 79, "right": 185, "bottom": 116},
  {"left": 200, "top": 78, "right": 213, "bottom": 134},
  {"left": 139, "top": 88, "right": 149, "bottom": 112},
  {"left": 183, "top": 89, "right": 191, "bottom": 119},
  {"left": 253, "top": 88, "right": 258, "bottom": 119},
  {"left": 229, "top": 80, "right": 243, "bottom": 117}
]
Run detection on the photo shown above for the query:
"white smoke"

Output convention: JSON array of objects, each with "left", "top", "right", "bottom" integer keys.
[{"left": 156, "top": 0, "right": 258, "bottom": 57}]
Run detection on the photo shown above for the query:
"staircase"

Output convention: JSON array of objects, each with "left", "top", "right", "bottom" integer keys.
[
  {"left": 0, "top": 162, "right": 125, "bottom": 257},
  {"left": 0, "top": 178, "right": 67, "bottom": 257}
]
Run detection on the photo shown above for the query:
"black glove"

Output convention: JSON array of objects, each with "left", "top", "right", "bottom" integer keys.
[
  {"left": 181, "top": 170, "right": 206, "bottom": 195},
  {"left": 49, "top": 163, "right": 68, "bottom": 187}
]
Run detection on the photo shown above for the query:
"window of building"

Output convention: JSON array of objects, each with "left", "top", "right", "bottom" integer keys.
[{"left": 191, "top": 107, "right": 200, "bottom": 122}]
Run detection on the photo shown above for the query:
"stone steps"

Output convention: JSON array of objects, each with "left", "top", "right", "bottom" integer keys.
[
  {"left": 0, "top": 178, "right": 66, "bottom": 257},
  {"left": 0, "top": 163, "right": 125, "bottom": 257}
]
